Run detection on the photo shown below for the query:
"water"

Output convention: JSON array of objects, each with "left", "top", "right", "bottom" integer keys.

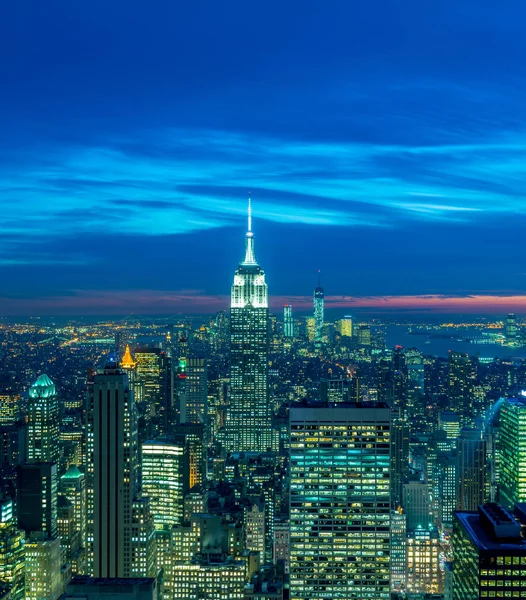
[{"left": 385, "top": 325, "right": 526, "bottom": 360}]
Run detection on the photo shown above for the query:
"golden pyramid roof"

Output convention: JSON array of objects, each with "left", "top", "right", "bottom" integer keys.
[{"left": 120, "top": 345, "right": 136, "bottom": 369}]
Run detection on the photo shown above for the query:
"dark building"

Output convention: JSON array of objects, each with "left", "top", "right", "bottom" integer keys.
[
  {"left": 453, "top": 503, "right": 526, "bottom": 599},
  {"left": 17, "top": 462, "right": 58, "bottom": 539}
]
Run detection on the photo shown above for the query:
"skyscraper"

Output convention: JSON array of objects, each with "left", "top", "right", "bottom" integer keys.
[
  {"left": 456, "top": 428, "right": 488, "bottom": 511},
  {"left": 85, "top": 363, "right": 139, "bottom": 577},
  {"left": 453, "top": 503, "right": 526, "bottom": 599},
  {"left": 226, "top": 198, "right": 270, "bottom": 453},
  {"left": 448, "top": 351, "right": 476, "bottom": 424},
  {"left": 27, "top": 374, "right": 60, "bottom": 464},
  {"left": 181, "top": 357, "right": 208, "bottom": 426},
  {"left": 283, "top": 305, "right": 294, "bottom": 338},
  {"left": 0, "top": 498, "right": 25, "bottom": 600},
  {"left": 313, "top": 272, "right": 324, "bottom": 344},
  {"left": 289, "top": 402, "right": 391, "bottom": 600},
  {"left": 142, "top": 439, "right": 186, "bottom": 528},
  {"left": 498, "top": 396, "right": 526, "bottom": 509}
]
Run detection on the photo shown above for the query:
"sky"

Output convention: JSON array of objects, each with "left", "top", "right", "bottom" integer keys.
[{"left": 2, "top": 0, "right": 526, "bottom": 316}]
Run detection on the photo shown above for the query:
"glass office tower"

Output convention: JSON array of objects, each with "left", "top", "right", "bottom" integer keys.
[{"left": 289, "top": 402, "right": 391, "bottom": 600}]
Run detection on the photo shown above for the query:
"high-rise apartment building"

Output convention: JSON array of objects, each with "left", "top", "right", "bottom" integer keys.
[
  {"left": 85, "top": 364, "right": 139, "bottom": 577},
  {"left": 226, "top": 200, "right": 270, "bottom": 453},
  {"left": 289, "top": 402, "right": 391, "bottom": 600},
  {"left": 0, "top": 394, "right": 21, "bottom": 427},
  {"left": 283, "top": 305, "right": 294, "bottom": 338},
  {"left": 313, "top": 273, "right": 324, "bottom": 344},
  {"left": 27, "top": 374, "right": 60, "bottom": 464},
  {"left": 498, "top": 397, "right": 526, "bottom": 509}
]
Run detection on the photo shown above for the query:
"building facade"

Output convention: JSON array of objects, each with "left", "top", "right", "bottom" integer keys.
[
  {"left": 289, "top": 403, "right": 391, "bottom": 600},
  {"left": 225, "top": 201, "right": 270, "bottom": 453}
]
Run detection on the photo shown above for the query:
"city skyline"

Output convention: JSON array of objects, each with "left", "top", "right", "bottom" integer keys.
[{"left": 2, "top": 1, "right": 526, "bottom": 315}]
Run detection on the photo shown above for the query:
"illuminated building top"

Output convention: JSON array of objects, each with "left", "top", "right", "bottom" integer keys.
[
  {"left": 29, "top": 373, "right": 56, "bottom": 399},
  {"left": 231, "top": 196, "right": 268, "bottom": 309},
  {"left": 120, "top": 344, "right": 137, "bottom": 370}
]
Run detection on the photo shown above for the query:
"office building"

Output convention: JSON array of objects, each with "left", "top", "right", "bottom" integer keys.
[
  {"left": 173, "top": 423, "right": 205, "bottom": 489},
  {"left": 0, "top": 499, "right": 24, "bottom": 600},
  {"left": 180, "top": 357, "right": 207, "bottom": 427},
  {"left": 85, "top": 363, "right": 139, "bottom": 577},
  {"left": 130, "top": 498, "right": 156, "bottom": 577},
  {"left": 448, "top": 351, "right": 476, "bottom": 425},
  {"left": 313, "top": 273, "right": 324, "bottom": 344},
  {"left": 335, "top": 316, "right": 353, "bottom": 338},
  {"left": 289, "top": 402, "right": 391, "bottom": 600},
  {"left": 18, "top": 462, "right": 58, "bottom": 539},
  {"left": 25, "top": 534, "right": 62, "bottom": 600},
  {"left": 134, "top": 347, "right": 170, "bottom": 432},
  {"left": 27, "top": 374, "right": 60, "bottom": 464},
  {"left": 439, "top": 411, "right": 461, "bottom": 442},
  {"left": 505, "top": 313, "right": 518, "bottom": 341},
  {"left": 283, "top": 305, "right": 294, "bottom": 338},
  {"left": 172, "top": 558, "right": 245, "bottom": 600},
  {"left": 406, "top": 527, "right": 441, "bottom": 594},
  {"left": 64, "top": 576, "right": 158, "bottom": 600},
  {"left": 244, "top": 498, "right": 266, "bottom": 561},
  {"left": 403, "top": 479, "right": 433, "bottom": 531},
  {"left": 0, "top": 395, "right": 21, "bottom": 427},
  {"left": 60, "top": 465, "right": 87, "bottom": 559},
  {"left": 226, "top": 200, "right": 271, "bottom": 453},
  {"left": 391, "top": 415, "right": 410, "bottom": 508},
  {"left": 356, "top": 324, "right": 371, "bottom": 346},
  {"left": 456, "top": 428, "right": 487, "bottom": 510},
  {"left": 499, "top": 397, "right": 526, "bottom": 509},
  {"left": 142, "top": 439, "right": 186, "bottom": 528},
  {"left": 453, "top": 503, "right": 526, "bottom": 599},
  {"left": 390, "top": 509, "right": 406, "bottom": 593},
  {"left": 319, "top": 378, "right": 358, "bottom": 404}
]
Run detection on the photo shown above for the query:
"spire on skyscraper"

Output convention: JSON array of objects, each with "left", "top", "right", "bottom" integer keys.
[{"left": 242, "top": 193, "right": 257, "bottom": 265}]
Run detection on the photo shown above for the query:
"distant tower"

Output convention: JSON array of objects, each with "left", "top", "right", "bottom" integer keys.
[
  {"left": 225, "top": 196, "right": 270, "bottom": 453},
  {"left": 283, "top": 305, "right": 294, "bottom": 338},
  {"left": 85, "top": 362, "right": 139, "bottom": 577},
  {"left": 313, "top": 271, "right": 324, "bottom": 344},
  {"left": 27, "top": 374, "right": 60, "bottom": 464}
]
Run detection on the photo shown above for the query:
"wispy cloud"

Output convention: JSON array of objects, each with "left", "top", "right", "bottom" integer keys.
[{"left": 2, "top": 122, "right": 526, "bottom": 265}]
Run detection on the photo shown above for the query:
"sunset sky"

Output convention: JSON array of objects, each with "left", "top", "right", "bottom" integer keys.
[{"left": 2, "top": 1, "right": 526, "bottom": 315}]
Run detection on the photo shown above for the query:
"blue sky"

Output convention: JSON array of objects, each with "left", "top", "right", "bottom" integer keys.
[{"left": 1, "top": 0, "right": 526, "bottom": 314}]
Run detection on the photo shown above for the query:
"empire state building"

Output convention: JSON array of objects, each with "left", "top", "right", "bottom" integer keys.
[{"left": 225, "top": 199, "right": 271, "bottom": 453}]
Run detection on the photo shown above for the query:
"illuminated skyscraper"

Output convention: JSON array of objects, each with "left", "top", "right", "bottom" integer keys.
[
  {"left": 27, "top": 374, "right": 60, "bottom": 464},
  {"left": 181, "top": 357, "right": 208, "bottom": 426},
  {"left": 0, "top": 499, "right": 25, "bottom": 600},
  {"left": 60, "top": 465, "right": 86, "bottom": 562},
  {"left": 85, "top": 363, "right": 139, "bottom": 577},
  {"left": 498, "top": 397, "right": 526, "bottom": 509},
  {"left": 142, "top": 439, "right": 186, "bottom": 528},
  {"left": 453, "top": 504, "right": 526, "bottom": 600},
  {"left": 313, "top": 272, "right": 324, "bottom": 344},
  {"left": 505, "top": 313, "right": 518, "bottom": 341},
  {"left": 335, "top": 316, "right": 353, "bottom": 337},
  {"left": 226, "top": 198, "right": 270, "bottom": 453},
  {"left": 289, "top": 403, "right": 391, "bottom": 600},
  {"left": 134, "top": 347, "right": 171, "bottom": 435},
  {"left": 283, "top": 305, "right": 294, "bottom": 338},
  {"left": 0, "top": 394, "right": 21, "bottom": 426},
  {"left": 448, "top": 351, "right": 476, "bottom": 425}
]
